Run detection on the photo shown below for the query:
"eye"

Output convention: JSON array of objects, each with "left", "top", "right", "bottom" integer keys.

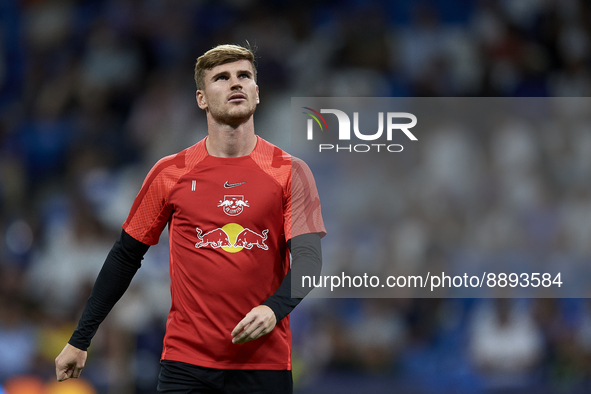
[
  {"left": 215, "top": 75, "right": 228, "bottom": 81},
  {"left": 239, "top": 73, "right": 250, "bottom": 79}
]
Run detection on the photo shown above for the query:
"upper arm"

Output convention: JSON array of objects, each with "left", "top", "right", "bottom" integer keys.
[{"left": 284, "top": 158, "right": 327, "bottom": 241}]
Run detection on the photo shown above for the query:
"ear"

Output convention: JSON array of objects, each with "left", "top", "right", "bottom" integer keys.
[
  {"left": 196, "top": 90, "right": 207, "bottom": 110},
  {"left": 255, "top": 85, "right": 260, "bottom": 104}
]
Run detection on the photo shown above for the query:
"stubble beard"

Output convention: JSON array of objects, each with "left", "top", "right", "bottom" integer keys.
[{"left": 210, "top": 101, "right": 257, "bottom": 126}]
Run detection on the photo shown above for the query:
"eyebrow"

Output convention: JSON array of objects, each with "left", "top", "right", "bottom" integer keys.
[
  {"left": 210, "top": 69, "right": 253, "bottom": 81},
  {"left": 237, "top": 69, "right": 253, "bottom": 77}
]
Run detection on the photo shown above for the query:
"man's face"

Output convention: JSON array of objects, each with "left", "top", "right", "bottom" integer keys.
[{"left": 196, "top": 59, "right": 259, "bottom": 125}]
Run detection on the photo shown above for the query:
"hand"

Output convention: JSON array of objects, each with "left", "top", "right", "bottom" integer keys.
[
  {"left": 55, "top": 343, "right": 87, "bottom": 381},
  {"left": 231, "top": 305, "right": 277, "bottom": 344}
]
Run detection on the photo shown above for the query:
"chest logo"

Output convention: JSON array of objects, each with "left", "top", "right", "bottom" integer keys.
[
  {"left": 195, "top": 224, "right": 269, "bottom": 253},
  {"left": 224, "top": 181, "right": 246, "bottom": 188},
  {"left": 218, "top": 195, "right": 249, "bottom": 216}
]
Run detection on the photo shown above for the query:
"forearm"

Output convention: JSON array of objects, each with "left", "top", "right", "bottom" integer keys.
[
  {"left": 69, "top": 230, "right": 149, "bottom": 350},
  {"left": 262, "top": 232, "right": 322, "bottom": 322}
]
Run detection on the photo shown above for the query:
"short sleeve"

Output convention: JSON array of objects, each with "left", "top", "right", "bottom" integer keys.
[
  {"left": 285, "top": 157, "right": 326, "bottom": 241},
  {"left": 122, "top": 153, "right": 185, "bottom": 245}
]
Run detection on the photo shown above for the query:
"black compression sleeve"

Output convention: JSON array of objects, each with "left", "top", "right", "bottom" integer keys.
[
  {"left": 68, "top": 230, "right": 150, "bottom": 351},
  {"left": 262, "top": 233, "right": 322, "bottom": 322}
]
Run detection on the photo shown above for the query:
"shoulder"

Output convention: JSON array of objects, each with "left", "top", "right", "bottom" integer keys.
[
  {"left": 247, "top": 136, "right": 295, "bottom": 194},
  {"left": 144, "top": 139, "right": 207, "bottom": 186},
  {"left": 251, "top": 136, "right": 310, "bottom": 171},
  {"left": 290, "top": 155, "right": 310, "bottom": 174},
  {"left": 251, "top": 136, "right": 317, "bottom": 183},
  {"left": 253, "top": 136, "right": 292, "bottom": 165},
  {"left": 254, "top": 136, "right": 310, "bottom": 165}
]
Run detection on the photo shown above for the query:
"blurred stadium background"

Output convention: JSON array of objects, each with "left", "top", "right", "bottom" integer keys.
[{"left": 2, "top": 0, "right": 591, "bottom": 393}]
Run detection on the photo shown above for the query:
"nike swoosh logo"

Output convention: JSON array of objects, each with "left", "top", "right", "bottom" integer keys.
[{"left": 224, "top": 181, "right": 246, "bottom": 188}]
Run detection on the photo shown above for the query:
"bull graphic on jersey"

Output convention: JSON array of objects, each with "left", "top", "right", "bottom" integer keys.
[
  {"left": 234, "top": 228, "right": 269, "bottom": 250},
  {"left": 195, "top": 226, "right": 268, "bottom": 251},
  {"left": 195, "top": 228, "right": 233, "bottom": 248},
  {"left": 218, "top": 195, "right": 249, "bottom": 216}
]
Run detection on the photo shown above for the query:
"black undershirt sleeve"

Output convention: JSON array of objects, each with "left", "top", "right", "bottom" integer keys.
[
  {"left": 68, "top": 229, "right": 150, "bottom": 351},
  {"left": 262, "top": 232, "right": 322, "bottom": 322}
]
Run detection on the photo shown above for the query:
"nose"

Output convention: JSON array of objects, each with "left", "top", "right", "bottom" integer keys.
[{"left": 230, "top": 75, "right": 242, "bottom": 89}]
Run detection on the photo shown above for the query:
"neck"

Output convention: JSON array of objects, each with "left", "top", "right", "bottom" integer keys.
[{"left": 205, "top": 116, "right": 257, "bottom": 157}]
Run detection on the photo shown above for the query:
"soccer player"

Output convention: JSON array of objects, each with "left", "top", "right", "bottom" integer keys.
[{"left": 55, "top": 44, "right": 326, "bottom": 394}]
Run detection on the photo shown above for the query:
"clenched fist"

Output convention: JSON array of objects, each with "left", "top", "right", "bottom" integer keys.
[{"left": 55, "top": 343, "right": 87, "bottom": 381}]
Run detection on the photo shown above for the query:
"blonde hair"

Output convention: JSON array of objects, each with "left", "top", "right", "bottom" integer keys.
[{"left": 194, "top": 43, "right": 257, "bottom": 90}]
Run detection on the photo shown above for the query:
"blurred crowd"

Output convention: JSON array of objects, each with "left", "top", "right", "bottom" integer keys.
[{"left": 1, "top": 0, "right": 591, "bottom": 393}]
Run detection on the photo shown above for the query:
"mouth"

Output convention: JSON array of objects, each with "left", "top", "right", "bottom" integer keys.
[{"left": 228, "top": 93, "right": 246, "bottom": 103}]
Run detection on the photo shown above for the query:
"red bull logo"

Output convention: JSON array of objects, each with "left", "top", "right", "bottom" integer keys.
[
  {"left": 195, "top": 228, "right": 233, "bottom": 248},
  {"left": 234, "top": 228, "right": 269, "bottom": 250},
  {"left": 218, "top": 195, "right": 249, "bottom": 216},
  {"left": 195, "top": 223, "right": 268, "bottom": 253}
]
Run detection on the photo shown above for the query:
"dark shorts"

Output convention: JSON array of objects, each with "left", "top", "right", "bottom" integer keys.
[{"left": 157, "top": 360, "right": 293, "bottom": 394}]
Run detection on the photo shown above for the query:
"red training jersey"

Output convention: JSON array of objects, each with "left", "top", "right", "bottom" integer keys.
[{"left": 122, "top": 136, "right": 326, "bottom": 370}]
